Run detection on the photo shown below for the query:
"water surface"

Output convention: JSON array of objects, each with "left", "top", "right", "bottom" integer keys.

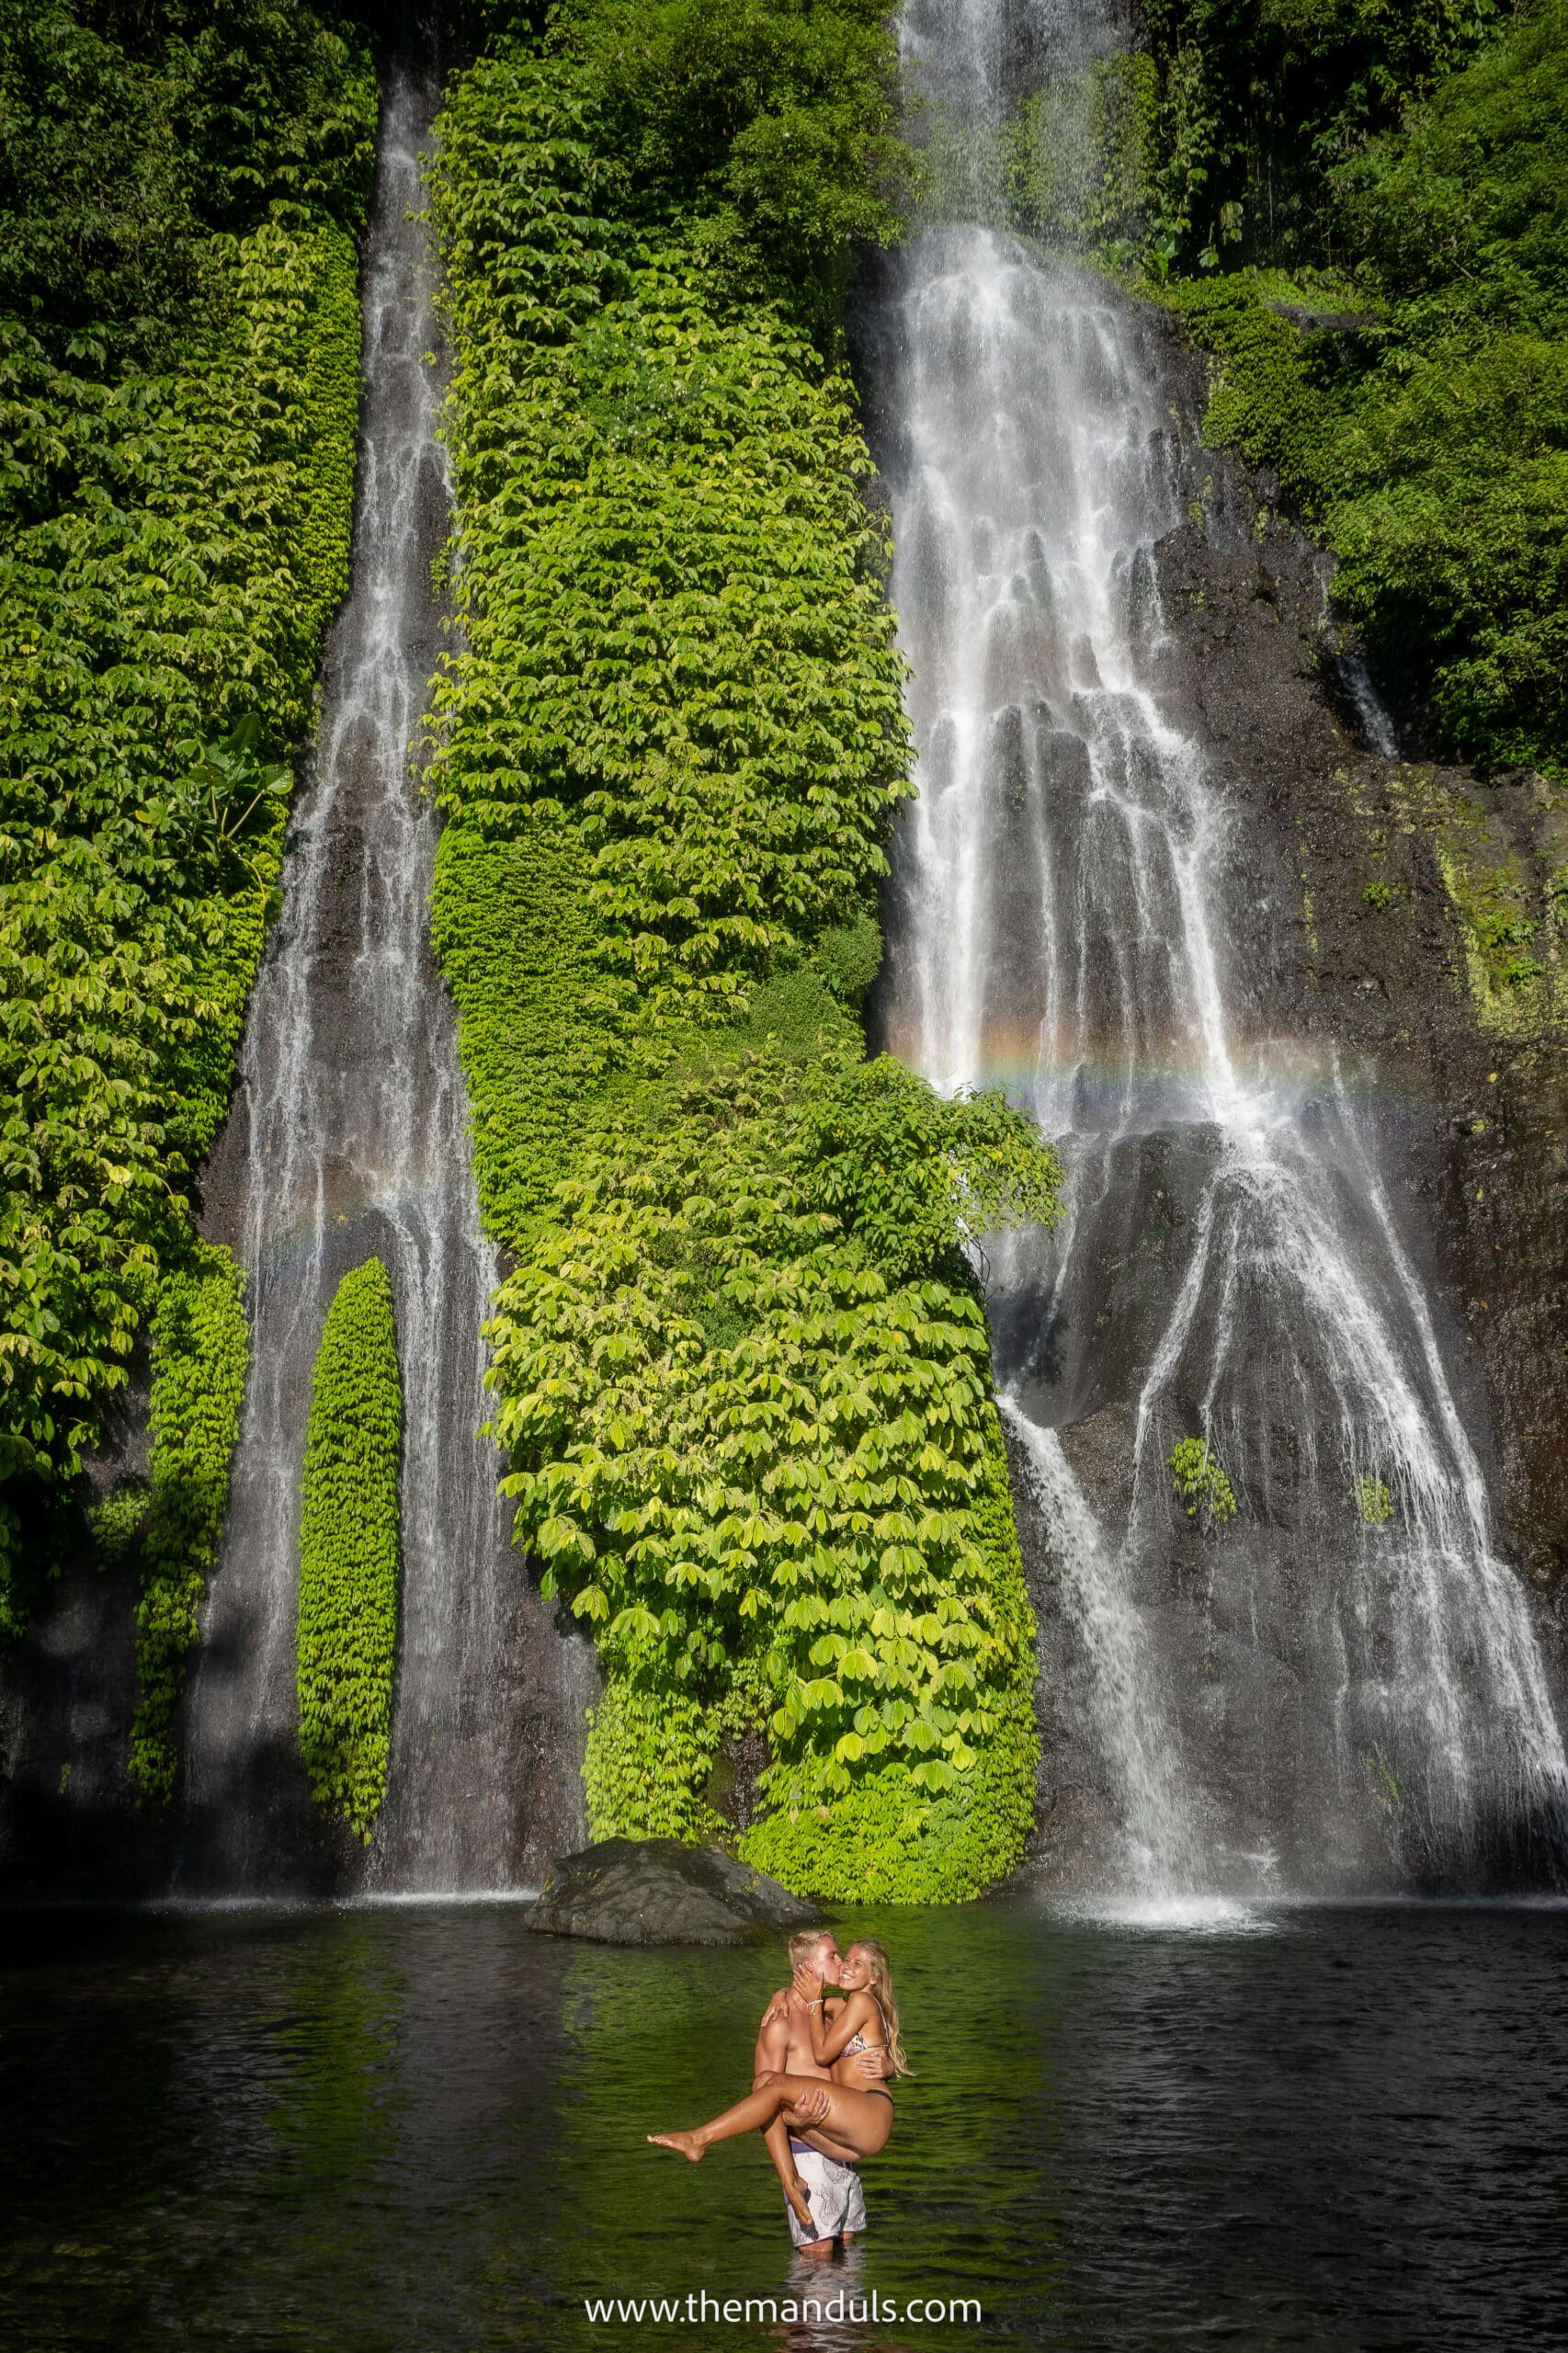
[{"left": 4, "top": 1901, "right": 1564, "bottom": 2349}]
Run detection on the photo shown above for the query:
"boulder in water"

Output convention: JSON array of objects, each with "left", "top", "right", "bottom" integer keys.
[{"left": 522, "top": 1836, "right": 824, "bottom": 1948}]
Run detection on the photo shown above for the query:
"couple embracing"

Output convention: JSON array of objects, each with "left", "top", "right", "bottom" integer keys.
[{"left": 649, "top": 1930, "right": 907, "bottom": 2257}]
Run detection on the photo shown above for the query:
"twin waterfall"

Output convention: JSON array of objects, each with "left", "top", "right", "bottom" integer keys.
[
  {"left": 175, "top": 10, "right": 1564, "bottom": 1901},
  {"left": 882, "top": 0, "right": 1568, "bottom": 1895}
]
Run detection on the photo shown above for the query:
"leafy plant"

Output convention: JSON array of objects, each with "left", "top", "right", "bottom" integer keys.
[
  {"left": 812, "top": 915, "right": 883, "bottom": 1009},
  {"left": 89, "top": 1481, "right": 150, "bottom": 1566},
  {"left": 1353, "top": 1472, "right": 1394, "bottom": 1525},
  {"left": 552, "top": 0, "right": 907, "bottom": 349},
  {"left": 1136, "top": 0, "right": 1511, "bottom": 274},
  {"left": 1168, "top": 1435, "right": 1239, "bottom": 1526},
  {"left": 130, "top": 1243, "right": 249, "bottom": 1802},
  {"left": 1158, "top": 3, "right": 1568, "bottom": 779},
  {"left": 432, "top": 30, "right": 1062, "bottom": 1896},
  {"left": 0, "top": 14, "right": 369, "bottom": 1617},
  {"left": 486, "top": 1049, "right": 1056, "bottom": 1901},
  {"left": 296, "top": 1258, "right": 403, "bottom": 1843},
  {"left": 0, "top": 0, "right": 376, "bottom": 367}
]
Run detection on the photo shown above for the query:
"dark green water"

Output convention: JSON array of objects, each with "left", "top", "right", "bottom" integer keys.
[{"left": 3, "top": 1898, "right": 1565, "bottom": 2350}]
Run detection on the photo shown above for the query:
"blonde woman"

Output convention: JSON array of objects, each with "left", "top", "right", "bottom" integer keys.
[{"left": 648, "top": 1939, "right": 908, "bottom": 2177}]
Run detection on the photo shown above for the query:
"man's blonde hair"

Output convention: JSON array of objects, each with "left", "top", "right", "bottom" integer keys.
[{"left": 789, "top": 1928, "right": 835, "bottom": 1967}]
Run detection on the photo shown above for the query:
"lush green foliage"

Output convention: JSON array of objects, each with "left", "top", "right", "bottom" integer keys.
[
  {"left": 296, "top": 1259, "right": 403, "bottom": 1841},
  {"left": 430, "top": 54, "right": 910, "bottom": 1022},
  {"left": 130, "top": 1243, "right": 249, "bottom": 1802},
  {"left": 1138, "top": 0, "right": 1514, "bottom": 270},
  {"left": 0, "top": 2, "right": 371, "bottom": 1619},
  {"left": 1354, "top": 1472, "right": 1394, "bottom": 1525},
  {"left": 1154, "top": 1, "right": 1568, "bottom": 776},
  {"left": 488, "top": 1050, "right": 1057, "bottom": 1896},
  {"left": 0, "top": 0, "right": 374, "bottom": 364},
  {"left": 549, "top": 0, "right": 905, "bottom": 347},
  {"left": 1167, "top": 1437, "right": 1238, "bottom": 1528},
  {"left": 433, "top": 28, "right": 1061, "bottom": 1894}
]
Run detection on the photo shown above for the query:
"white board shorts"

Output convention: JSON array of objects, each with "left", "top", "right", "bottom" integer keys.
[{"left": 785, "top": 2141, "right": 868, "bottom": 2247}]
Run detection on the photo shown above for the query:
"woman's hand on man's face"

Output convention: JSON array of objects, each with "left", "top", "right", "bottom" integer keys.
[{"left": 792, "top": 1961, "right": 825, "bottom": 2005}]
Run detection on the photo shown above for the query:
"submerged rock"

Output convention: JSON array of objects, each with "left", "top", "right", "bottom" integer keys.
[{"left": 523, "top": 1836, "right": 824, "bottom": 1947}]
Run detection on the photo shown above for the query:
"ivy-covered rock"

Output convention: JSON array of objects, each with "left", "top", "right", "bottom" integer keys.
[
  {"left": 430, "top": 29, "right": 1062, "bottom": 1898},
  {"left": 490, "top": 1050, "right": 1057, "bottom": 1901},
  {"left": 0, "top": 0, "right": 373, "bottom": 1618},
  {"left": 130, "top": 1243, "right": 250, "bottom": 1803},
  {"left": 296, "top": 1258, "right": 403, "bottom": 1843}
]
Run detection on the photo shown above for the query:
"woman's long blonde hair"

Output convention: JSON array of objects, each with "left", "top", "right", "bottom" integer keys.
[{"left": 847, "top": 1939, "right": 911, "bottom": 2077}]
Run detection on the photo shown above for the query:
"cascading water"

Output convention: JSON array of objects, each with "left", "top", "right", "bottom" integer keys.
[
  {"left": 181, "top": 63, "right": 588, "bottom": 1894},
  {"left": 881, "top": 0, "right": 1568, "bottom": 1895}
]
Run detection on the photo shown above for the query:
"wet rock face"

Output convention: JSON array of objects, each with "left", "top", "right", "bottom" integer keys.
[
  {"left": 855, "top": 251, "right": 1567, "bottom": 1893},
  {"left": 524, "top": 1838, "right": 825, "bottom": 1948},
  {"left": 1148, "top": 320, "right": 1568, "bottom": 1645},
  {"left": 1002, "top": 311, "right": 1568, "bottom": 1889}
]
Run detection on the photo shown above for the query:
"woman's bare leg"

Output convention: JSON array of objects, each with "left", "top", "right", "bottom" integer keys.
[
  {"left": 648, "top": 2074, "right": 890, "bottom": 2164},
  {"left": 647, "top": 2075, "right": 810, "bottom": 2162}
]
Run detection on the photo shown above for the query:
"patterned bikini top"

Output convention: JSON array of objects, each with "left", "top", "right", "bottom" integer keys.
[{"left": 840, "top": 1997, "right": 888, "bottom": 2058}]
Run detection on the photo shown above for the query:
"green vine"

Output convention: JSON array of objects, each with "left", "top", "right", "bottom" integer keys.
[
  {"left": 1168, "top": 1436, "right": 1239, "bottom": 1528},
  {"left": 1354, "top": 1472, "right": 1394, "bottom": 1526},
  {"left": 0, "top": 4, "right": 372, "bottom": 1620},
  {"left": 1156, "top": 3, "right": 1568, "bottom": 781},
  {"left": 296, "top": 1258, "right": 403, "bottom": 1843},
  {"left": 484, "top": 1045, "right": 1059, "bottom": 1903},
  {"left": 431, "top": 28, "right": 1062, "bottom": 1896},
  {"left": 130, "top": 1244, "right": 250, "bottom": 1803},
  {"left": 583, "top": 1681, "right": 729, "bottom": 1846}
]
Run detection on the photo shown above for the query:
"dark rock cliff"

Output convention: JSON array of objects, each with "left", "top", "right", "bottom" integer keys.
[
  {"left": 1146, "top": 314, "right": 1567, "bottom": 1622},
  {"left": 1002, "top": 301, "right": 1567, "bottom": 1882}
]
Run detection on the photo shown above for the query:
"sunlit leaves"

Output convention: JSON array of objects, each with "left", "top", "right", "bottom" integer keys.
[
  {"left": 433, "top": 31, "right": 1054, "bottom": 1899},
  {"left": 481, "top": 1044, "right": 1053, "bottom": 1894},
  {"left": 429, "top": 54, "right": 911, "bottom": 1026},
  {"left": 0, "top": 176, "right": 365, "bottom": 1610},
  {"left": 296, "top": 1259, "right": 402, "bottom": 1843}
]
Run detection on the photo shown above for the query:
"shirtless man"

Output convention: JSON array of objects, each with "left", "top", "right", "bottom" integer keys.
[{"left": 752, "top": 1928, "right": 885, "bottom": 2260}]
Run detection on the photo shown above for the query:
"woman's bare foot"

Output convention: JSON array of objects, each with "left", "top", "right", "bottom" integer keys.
[
  {"left": 646, "top": 2131, "right": 705, "bottom": 2161},
  {"left": 785, "top": 2173, "right": 816, "bottom": 2235}
]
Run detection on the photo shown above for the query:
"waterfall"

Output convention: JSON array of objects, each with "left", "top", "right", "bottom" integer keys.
[
  {"left": 180, "top": 65, "right": 587, "bottom": 1893},
  {"left": 1000, "top": 1404, "right": 1201, "bottom": 1891},
  {"left": 881, "top": 2, "right": 1568, "bottom": 1894}
]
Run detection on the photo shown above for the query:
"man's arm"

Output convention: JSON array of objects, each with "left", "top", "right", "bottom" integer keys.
[
  {"left": 759, "top": 1983, "right": 889, "bottom": 2083},
  {"left": 753, "top": 1994, "right": 792, "bottom": 2088}
]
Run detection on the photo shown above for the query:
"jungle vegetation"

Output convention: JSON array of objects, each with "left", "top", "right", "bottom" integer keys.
[
  {"left": 0, "top": 2, "right": 372, "bottom": 1653},
  {"left": 2, "top": 0, "right": 1560, "bottom": 1887},
  {"left": 431, "top": 11, "right": 1061, "bottom": 1897},
  {"left": 909, "top": 1, "right": 1565, "bottom": 776},
  {"left": 296, "top": 1257, "right": 403, "bottom": 1841},
  {"left": 1135, "top": 0, "right": 1568, "bottom": 779}
]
